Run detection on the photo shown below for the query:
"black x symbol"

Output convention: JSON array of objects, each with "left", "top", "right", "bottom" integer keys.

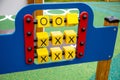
[
  {"left": 68, "top": 51, "right": 73, "bottom": 58},
  {"left": 55, "top": 53, "right": 60, "bottom": 60},
  {"left": 55, "top": 37, "right": 61, "bottom": 44},
  {"left": 41, "top": 56, "right": 47, "bottom": 62},
  {"left": 41, "top": 39, "right": 47, "bottom": 46},
  {"left": 69, "top": 36, "right": 74, "bottom": 43}
]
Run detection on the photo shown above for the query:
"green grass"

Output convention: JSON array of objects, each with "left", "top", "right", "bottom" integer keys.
[{"left": 0, "top": 16, "right": 15, "bottom": 30}]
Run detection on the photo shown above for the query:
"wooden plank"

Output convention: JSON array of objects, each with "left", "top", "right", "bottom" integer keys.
[
  {"left": 96, "top": 16, "right": 119, "bottom": 80},
  {"left": 96, "top": 60, "right": 111, "bottom": 80},
  {"left": 27, "top": 0, "right": 34, "bottom": 4},
  {"left": 34, "top": 0, "right": 44, "bottom": 32},
  {"left": 27, "top": 0, "right": 43, "bottom": 32}
]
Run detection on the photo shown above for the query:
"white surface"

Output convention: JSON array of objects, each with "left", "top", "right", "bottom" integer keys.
[{"left": 0, "top": 0, "right": 27, "bottom": 15}]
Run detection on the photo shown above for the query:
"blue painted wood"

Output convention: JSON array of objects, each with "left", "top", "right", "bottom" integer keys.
[{"left": 0, "top": 3, "right": 118, "bottom": 74}]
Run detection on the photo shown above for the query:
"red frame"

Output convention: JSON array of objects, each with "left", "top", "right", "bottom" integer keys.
[
  {"left": 24, "top": 14, "right": 34, "bottom": 64},
  {"left": 76, "top": 12, "right": 88, "bottom": 58}
]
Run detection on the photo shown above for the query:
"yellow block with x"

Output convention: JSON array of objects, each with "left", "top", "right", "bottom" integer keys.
[
  {"left": 64, "top": 30, "right": 77, "bottom": 44},
  {"left": 36, "top": 32, "right": 49, "bottom": 47},
  {"left": 63, "top": 46, "right": 76, "bottom": 60},
  {"left": 37, "top": 48, "right": 49, "bottom": 64},
  {"left": 51, "top": 15, "right": 65, "bottom": 27},
  {"left": 51, "top": 31, "right": 63, "bottom": 46},
  {"left": 36, "top": 15, "right": 50, "bottom": 27},
  {"left": 50, "top": 47, "right": 62, "bottom": 61},
  {"left": 66, "top": 13, "right": 78, "bottom": 26}
]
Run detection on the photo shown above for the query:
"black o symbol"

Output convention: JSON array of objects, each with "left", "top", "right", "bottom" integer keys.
[
  {"left": 55, "top": 17, "right": 62, "bottom": 25},
  {"left": 40, "top": 17, "right": 48, "bottom": 25}
]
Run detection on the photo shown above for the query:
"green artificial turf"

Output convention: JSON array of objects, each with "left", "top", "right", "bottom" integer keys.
[
  {"left": 0, "top": 16, "right": 15, "bottom": 30},
  {"left": 0, "top": 2, "right": 120, "bottom": 80}
]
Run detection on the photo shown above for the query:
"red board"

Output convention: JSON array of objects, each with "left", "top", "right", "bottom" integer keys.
[
  {"left": 24, "top": 14, "right": 34, "bottom": 64},
  {"left": 76, "top": 12, "right": 88, "bottom": 58}
]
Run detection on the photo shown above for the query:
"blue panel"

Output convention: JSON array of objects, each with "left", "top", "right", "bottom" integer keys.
[{"left": 0, "top": 3, "right": 118, "bottom": 74}]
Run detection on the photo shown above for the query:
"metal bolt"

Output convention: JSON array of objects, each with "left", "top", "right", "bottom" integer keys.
[
  {"left": 82, "top": 15, "right": 87, "bottom": 19},
  {"left": 80, "top": 42, "right": 84, "bottom": 46},
  {"left": 81, "top": 27, "right": 86, "bottom": 32},
  {"left": 27, "top": 32, "right": 32, "bottom": 36},
  {"left": 27, "top": 47, "right": 32, "bottom": 51},
  {"left": 108, "top": 55, "right": 111, "bottom": 58},
  {"left": 79, "top": 52, "right": 83, "bottom": 56},
  {"left": 28, "top": 58, "right": 32, "bottom": 62},
  {"left": 113, "top": 28, "right": 117, "bottom": 31},
  {"left": 26, "top": 18, "right": 31, "bottom": 23}
]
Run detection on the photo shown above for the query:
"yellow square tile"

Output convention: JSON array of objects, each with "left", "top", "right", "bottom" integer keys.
[
  {"left": 51, "top": 15, "right": 65, "bottom": 27},
  {"left": 64, "top": 30, "right": 77, "bottom": 44},
  {"left": 63, "top": 46, "right": 76, "bottom": 60},
  {"left": 37, "top": 48, "right": 49, "bottom": 63},
  {"left": 66, "top": 13, "right": 78, "bottom": 26},
  {"left": 36, "top": 15, "right": 50, "bottom": 27},
  {"left": 51, "top": 31, "right": 63, "bottom": 46},
  {"left": 50, "top": 47, "right": 62, "bottom": 61},
  {"left": 36, "top": 32, "right": 49, "bottom": 47}
]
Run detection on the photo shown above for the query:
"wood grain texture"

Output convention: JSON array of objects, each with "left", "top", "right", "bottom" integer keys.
[
  {"left": 27, "top": 0, "right": 34, "bottom": 4},
  {"left": 34, "top": 0, "right": 44, "bottom": 32},
  {"left": 27, "top": 0, "right": 43, "bottom": 32},
  {"left": 96, "top": 60, "right": 112, "bottom": 80}
]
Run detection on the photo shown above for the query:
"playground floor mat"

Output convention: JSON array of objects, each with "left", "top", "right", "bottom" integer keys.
[{"left": 0, "top": 2, "right": 120, "bottom": 80}]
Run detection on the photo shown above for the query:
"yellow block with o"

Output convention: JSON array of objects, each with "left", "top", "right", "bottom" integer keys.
[
  {"left": 37, "top": 48, "right": 49, "bottom": 63},
  {"left": 36, "top": 15, "right": 50, "bottom": 27},
  {"left": 51, "top": 31, "right": 63, "bottom": 46},
  {"left": 36, "top": 32, "right": 49, "bottom": 47},
  {"left": 63, "top": 46, "right": 76, "bottom": 60},
  {"left": 66, "top": 13, "right": 78, "bottom": 26},
  {"left": 51, "top": 15, "right": 65, "bottom": 27},
  {"left": 50, "top": 47, "right": 62, "bottom": 61},
  {"left": 64, "top": 30, "right": 77, "bottom": 44}
]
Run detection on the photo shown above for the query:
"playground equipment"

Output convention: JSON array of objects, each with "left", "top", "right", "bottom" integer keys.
[{"left": 0, "top": 3, "right": 119, "bottom": 80}]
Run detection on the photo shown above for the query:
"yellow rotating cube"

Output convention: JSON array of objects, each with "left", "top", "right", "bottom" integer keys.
[
  {"left": 64, "top": 30, "right": 77, "bottom": 44},
  {"left": 37, "top": 48, "right": 49, "bottom": 63},
  {"left": 63, "top": 46, "right": 76, "bottom": 60},
  {"left": 66, "top": 13, "right": 78, "bottom": 26},
  {"left": 36, "top": 32, "right": 49, "bottom": 47},
  {"left": 51, "top": 15, "right": 65, "bottom": 27},
  {"left": 50, "top": 47, "right": 62, "bottom": 61},
  {"left": 36, "top": 15, "right": 50, "bottom": 27},
  {"left": 51, "top": 31, "right": 63, "bottom": 46}
]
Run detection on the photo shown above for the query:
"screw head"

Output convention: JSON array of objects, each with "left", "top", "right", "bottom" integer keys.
[
  {"left": 113, "top": 28, "right": 117, "bottom": 31},
  {"left": 27, "top": 32, "right": 32, "bottom": 36},
  {"left": 82, "top": 15, "right": 87, "bottom": 19},
  {"left": 26, "top": 18, "right": 31, "bottom": 23},
  {"left": 81, "top": 27, "right": 86, "bottom": 32},
  {"left": 80, "top": 42, "right": 84, "bottom": 46},
  {"left": 27, "top": 47, "right": 32, "bottom": 51},
  {"left": 79, "top": 52, "right": 83, "bottom": 56},
  {"left": 108, "top": 55, "right": 111, "bottom": 58},
  {"left": 28, "top": 58, "right": 32, "bottom": 63}
]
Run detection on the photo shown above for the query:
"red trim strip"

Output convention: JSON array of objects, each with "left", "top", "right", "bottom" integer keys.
[
  {"left": 24, "top": 14, "right": 34, "bottom": 64},
  {"left": 76, "top": 12, "right": 88, "bottom": 58}
]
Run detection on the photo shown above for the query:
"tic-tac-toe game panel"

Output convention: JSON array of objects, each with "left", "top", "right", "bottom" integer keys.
[{"left": 0, "top": 3, "right": 118, "bottom": 74}]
